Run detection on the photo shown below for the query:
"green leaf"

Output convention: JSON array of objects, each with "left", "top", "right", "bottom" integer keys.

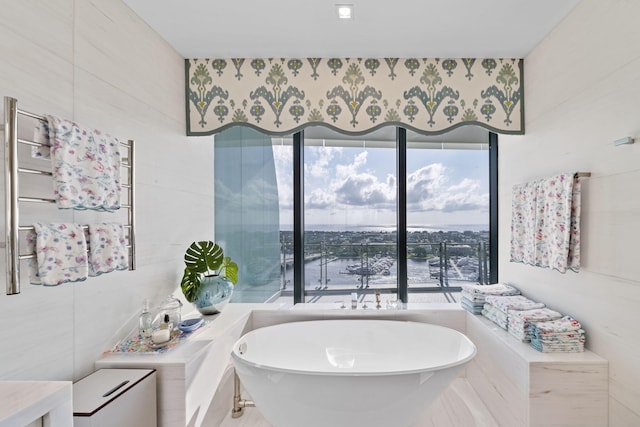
[
  {"left": 184, "top": 241, "right": 223, "bottom": 275},
  {"left": 221, "top": 257, "right": 238, "bottom": 284},
  {"left": 180, "top": 267, "right": 200, "bottom": 302}
]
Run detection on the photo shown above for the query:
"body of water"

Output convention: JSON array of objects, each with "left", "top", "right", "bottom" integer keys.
[{"left": 281, "top": 224, "right": 488, "bottom": 233}]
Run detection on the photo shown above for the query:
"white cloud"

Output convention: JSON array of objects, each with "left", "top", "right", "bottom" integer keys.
[
  {"left": 411, "top": 175, "right": 488, "bottom": 212},
  {"left": 307, "top": 146, "right": 343, "bottom": 178},
  {"left": 336, "top": 150, "right": 368, "bottom": 178},
  {"left": 334, "top": 172, "right": 395, "bottom": 206},
  {"left": 306, "top": 188, "right": 336, "bottom": 209},
  {"left": 274, "top": 145, "right": 488, "bottom": 225},
  {"left": 407, "top": 164, "right": 447, "bottom": 204}
]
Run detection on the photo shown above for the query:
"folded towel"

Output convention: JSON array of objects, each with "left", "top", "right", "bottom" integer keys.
[
  {"left": 508, "top": 307, "right": 563, "bottom": 323},
  {"left": 460, "top": 283, "right": 520, "bottom": 297},
  {"left": 533, "top": 315, "right": 582, "bottom": 333},
  {"left": 482, "top": 304, "right": 508, "bottom": 329},
  {"left": 461, "top": 290, "right": 488, "bottom": 303},
  {"left": 484, "top": 295, "right": 545, "bottom": 313},
  {"left": 30, "top": 223, "right": 88, "bottom": 286},
  {"left": 528, "top": 316, "right": 585, "bottom": 353},
  {"left": 42, "top": 115, "right": 121, "bottom": 211},
  {"left": 460, "top": 297, "right": 484, "bottom": 314},
  {"left": 530, "top": 341, "right": 584, "bottom": 353},
  {"left": 507, "top": 307, "right": 563, "bottom": 342},
  {"left": 88, "top": 224, "right": 129, "bottom": 276}
]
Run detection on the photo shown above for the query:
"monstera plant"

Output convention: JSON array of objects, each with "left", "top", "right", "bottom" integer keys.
[{"left": 180, "top": 241, "right": 238, "bottom": 303}]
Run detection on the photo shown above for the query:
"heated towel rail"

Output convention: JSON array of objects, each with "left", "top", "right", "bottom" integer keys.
[{"left": 2, "top": 96, "right": 136, "bottom": 295}]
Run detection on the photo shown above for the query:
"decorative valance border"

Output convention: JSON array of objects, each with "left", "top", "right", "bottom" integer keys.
[{"left": 185, "top": 58, "right": 524, "bottom": 136}]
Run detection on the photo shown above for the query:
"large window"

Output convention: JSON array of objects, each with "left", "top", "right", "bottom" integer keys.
[
  {"left": 302, "top": 127, "right": 398, "bottom": 303},
  {"left": 406, "top": 129, "right": 491, "bottom": 301},
  {"left": 215, "top": 126, "right": 497, "bottom": 304}
]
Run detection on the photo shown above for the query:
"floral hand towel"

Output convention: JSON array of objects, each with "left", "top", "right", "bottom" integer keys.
[
  {"left": 44, "top": 115, "right": 122, "bottom": 211},
  {"left": 534, "top": 173, "right": 581, "bottom": 272},
  {"left": 88, "top": 223, "right": 129, "bottom": 276},
  {"left": 32, "top": 119, "right": 51, "bottom": 158},
  {"left": 510, "top": 173, "right": 582, "bottom": 273},
  {"left": 30, "top": 223, "right": 88, "bottom": 286},
  {"left": 510, "top": 180, "right": 538, "bottom": 265}
]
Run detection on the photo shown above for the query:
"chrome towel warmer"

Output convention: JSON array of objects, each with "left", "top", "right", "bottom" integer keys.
[{"left": 3, "top": 96, "right": 136, "bottom": 295}]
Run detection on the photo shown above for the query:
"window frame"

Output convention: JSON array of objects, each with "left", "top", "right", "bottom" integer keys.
[{"left": 291, "top": 128, "right": 498, "bottom": 304}]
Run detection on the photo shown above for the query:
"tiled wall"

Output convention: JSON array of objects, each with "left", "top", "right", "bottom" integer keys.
[
  {"left": 499, "top": 1, "right": 640, "bottom": 425},
  {"left": 0, "top": 0, "right": 214, "bottom": 381}
]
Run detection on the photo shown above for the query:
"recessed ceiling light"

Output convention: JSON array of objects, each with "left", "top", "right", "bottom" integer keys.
[{"left": 336, "top": 4, "right": 353, "bottom": 20}]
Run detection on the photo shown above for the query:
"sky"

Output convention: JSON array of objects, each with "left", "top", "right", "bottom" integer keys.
[{"left": 272, "top": 140, "right": 489, "bottom": 231}]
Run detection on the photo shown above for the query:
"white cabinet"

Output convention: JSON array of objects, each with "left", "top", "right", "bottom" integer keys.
[{"left": 73, "top": 369, "right": 156, "bottom": 427}]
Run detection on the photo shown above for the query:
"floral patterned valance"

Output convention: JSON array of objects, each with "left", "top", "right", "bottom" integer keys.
[{"left": 185, "top": 58, "right": 523, "bottom": 136}]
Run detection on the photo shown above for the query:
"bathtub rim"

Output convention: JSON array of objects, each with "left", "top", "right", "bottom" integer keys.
[{"left": 231, "top": 319, "right": 477, "bottom": 377}]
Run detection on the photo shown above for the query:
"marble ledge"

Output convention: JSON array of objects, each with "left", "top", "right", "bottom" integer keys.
[
  {"left": 0, "top": 381, "right": 72, "bottom": 427},
  {"left": 467, "top": 313, "right": 607, "bottom": 365},
  {"left": 97, "top": 303, "right": 470, "bottom": 368},
  {"left": 96, "top": 303, "right": 276, "bottom": 368}
]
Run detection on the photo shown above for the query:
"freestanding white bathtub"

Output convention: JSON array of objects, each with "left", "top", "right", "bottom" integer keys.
[{"left": 231, "top": 319, "right": 476, "bottom": 427}]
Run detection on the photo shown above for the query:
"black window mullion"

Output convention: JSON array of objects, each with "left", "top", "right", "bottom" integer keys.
[
  {"left": 293, "top": 131, "right": 305, "bottom": 304},
  {"left": 397, "top": 128, "right": 408, "bottom": 302},
  {"left": 489, "top": 132, "right": 498, "bottom": 284}
]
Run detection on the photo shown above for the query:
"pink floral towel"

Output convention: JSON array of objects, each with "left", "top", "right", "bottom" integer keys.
[
  {"left": 28, "top": 223, "right": 88, "bottom": 286},
  {"left": 34, "top": 115, "right": 122, "bottom": 211},
  {"left": 511, "top": 173, "right": 582, "bottom": 273},
  {"left": 88, "top": 223, "right": 129, "bottom": 276}
]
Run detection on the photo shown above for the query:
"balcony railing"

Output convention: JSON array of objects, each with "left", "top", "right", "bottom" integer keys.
[{"left": 278, "top": 239, "right": 490, "bottom": 301}]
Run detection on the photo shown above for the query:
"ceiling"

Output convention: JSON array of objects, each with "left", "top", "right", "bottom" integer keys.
[{"left": 123, "top": 0, "right": 580, "bottom": 59}]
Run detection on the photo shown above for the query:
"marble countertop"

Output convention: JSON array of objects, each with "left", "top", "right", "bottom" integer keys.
[
  {"left": 0, "top": 381, "right": 72, "bottom": 427},
  {"left": 97, "top": 303, "right": 276, "bottom": 366}
]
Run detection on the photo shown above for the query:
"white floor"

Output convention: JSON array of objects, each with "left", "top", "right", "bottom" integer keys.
[{"left": 219, "top": 378, "right": 498, "bottom": 427}]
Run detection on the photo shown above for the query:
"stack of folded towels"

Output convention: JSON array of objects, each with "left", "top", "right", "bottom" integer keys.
[
  {"left": 507, "top": 307, "right": 562, "bottom": 342},
  {"left": 482, "top": 295, "right": 545, "bottom": 330},
  {"left": 529, "top": 316, "right": 585, "bottom": 353},
  {"left": 460, "top": 283, "right": 520, "bottom": 314}
]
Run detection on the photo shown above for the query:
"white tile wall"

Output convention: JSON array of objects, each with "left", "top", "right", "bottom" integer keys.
[
  {"left": 499, "top": 1, "right": 640, "bottom": 425},
  {"left": 0, "top": 0, "right": 214, "bottom": 381}
]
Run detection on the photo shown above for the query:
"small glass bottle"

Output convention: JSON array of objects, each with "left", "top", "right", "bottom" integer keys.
[{"left": 139, "top": 299, "right": 153, "bottom": 338}]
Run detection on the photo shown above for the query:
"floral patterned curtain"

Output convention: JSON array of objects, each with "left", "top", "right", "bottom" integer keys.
[{"left": 186, "top": 57, "right": 523, "bottom": 136}]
